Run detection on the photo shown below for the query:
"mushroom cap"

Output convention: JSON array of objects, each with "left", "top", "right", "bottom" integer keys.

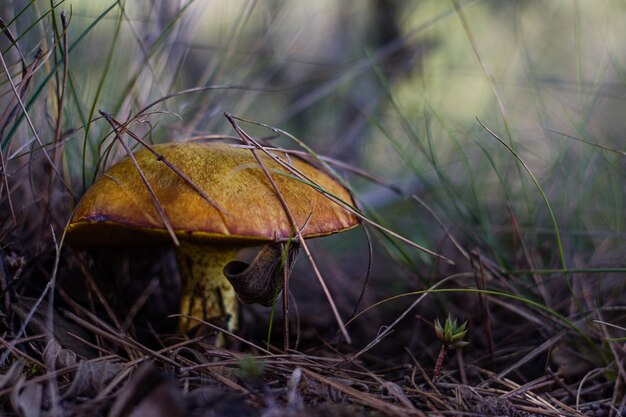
[{"left": 67, "top": 143, "right": 359, "bottom": 245}]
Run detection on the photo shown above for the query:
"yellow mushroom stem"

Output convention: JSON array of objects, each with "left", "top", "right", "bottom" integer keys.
[{"left": 174, "top": 241, "right": 240, "bottom": 333}]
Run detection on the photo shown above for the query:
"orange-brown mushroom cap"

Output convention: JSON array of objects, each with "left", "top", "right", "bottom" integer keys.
[{"left": 67, "top": 142, "right": 359, "bottom": 244}]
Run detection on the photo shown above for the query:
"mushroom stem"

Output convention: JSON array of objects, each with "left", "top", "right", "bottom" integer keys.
[{"left": 174, "top": 241, "right": 239, "bottom": 333}]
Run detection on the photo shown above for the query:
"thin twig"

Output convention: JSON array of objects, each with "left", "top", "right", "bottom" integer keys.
[
  {"left": 349, "top": 223, "right": 373, "bottom": 321},
  {"left": 282, "top": 242, "right": 290, "bottom": 352},
  {"left": 301, "top": 368, "right": 425, "bottom": 417},
  {"left": 99, "top": 110, "right": 180, "bottom": 246},
  {"left": 170, "top": 314, "right": 272, "bottom": 355},
  {"left": 105, "top": 115, "right": 227, "bottom": 215},
  {"left": 53, "top": 11, "right": 70, "bottom": 147},
  {"left": 228, "top": 118, "right": 454, "bottom": 264},
  {"left": 224, "top": 112, "right": 352, "bottom": 344},
  {"left": 60, "top": 310, "right": 180, "bottom": 367},
  {"left": 0, "top": 47, "right": 71, "bottom": 194},
  {"left": 346, "top": 273, "right": 471, "bottom": 363}
]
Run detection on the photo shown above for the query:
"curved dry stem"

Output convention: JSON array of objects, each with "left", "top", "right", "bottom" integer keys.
[{"left": 224, "top": 243, "right": 298, "bottom": 307}]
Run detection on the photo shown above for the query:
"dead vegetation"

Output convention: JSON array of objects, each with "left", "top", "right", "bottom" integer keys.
[
  {"left": 3, "top": 294, "right": 621, "bottom": 417},
  {"left": 1, "top": 1, "right": 625, "bottom": 416}
]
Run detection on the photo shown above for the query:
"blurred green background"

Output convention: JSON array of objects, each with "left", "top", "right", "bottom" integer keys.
[{"left": 4, "top": 1, "right": 624, "bottom": 236}]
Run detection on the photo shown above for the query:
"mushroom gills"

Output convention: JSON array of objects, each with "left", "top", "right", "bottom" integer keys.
[{"left": 174, "top": 241, "right": 239, "bottom": 333}]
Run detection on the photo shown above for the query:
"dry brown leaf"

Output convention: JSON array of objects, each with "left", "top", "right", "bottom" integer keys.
[
  {"left": 0, "top": 359, "right": 25, "bottom": 391},
  {"left": 43, "top": 339, "right": 77, "bottom": 369},
  {"left": 11, "top": 377, "right": 43, "bottom": 417},
  {"left": 107, "top": 363, "right": 184, "bottom": 417},
  {"left": 63, "top": 358, "right": 124, "bottom": 400}
]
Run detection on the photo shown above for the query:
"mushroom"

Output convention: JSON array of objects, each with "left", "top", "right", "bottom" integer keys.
[{"left": 67, "top": 142, "right": 359, "bottom": 334}]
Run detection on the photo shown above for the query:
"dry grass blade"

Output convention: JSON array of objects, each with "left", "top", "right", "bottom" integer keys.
[
  {"left": 477, "top": 118, "right": 566, "bottom": 270},
  {"left": 171, "top": 317, "right": 272, "bottom": 357},
  {"left": 283, "top": 148, "right": 466, "bottom": 263},
  {"left": 282, "top": 243, "right": 291, "bottom": 351},
  {"left": 301, "top": 368, "right": 425, "bottom": 417},
  {"left": 224, "top": 112, "right": 352, "bottom": 345},
  {"left": 0, "top": 225, "right": 66, "bottom": 368},
  {"left": 346, "top": 273, "right": 471, "bottom": 364},
  {"left": 478, "top": 332, "right": 566, "bottom": 389},
  {"left": 61, "top": 309, "right": 180, "bottom": 368},
  {"left": 52, "top": 11, "right": 70, "bottom": 148},
  {"left": 594, "top": 317, "right": 626, "bottom": 395},
  {"left": 0, "top": 45, "right": 40, "bottom": 131},
  {"left": 498, "top": 377, "right": 584, "bottom": 417},
  {"left": 0, "top": 335, "right": 46, "bottom": 369},
  {"left": 105, "top": 114, "right": 227, "bottom": 216},
  {"left": 99, "top": 110, "right": 180, "bottom": 246},
  {"left": 0, "top": 18, "right": 27, "bottom": 68},
  {"left": 229, "top": 118, "right": 455, "bottom": 265},
  {"left": 133, "top": 85, "right": 280, "bottom": 121},
  {"left": 470, "top": 251, "right": 495, "bottom": 369},
  {"left": 0, "top": 48, "right": 71, "bottom": 194},
  {"left": 0, "top": 144, "right": 15, "bottom": 223},
  {"left": 60, "top": 261, "right": 126, "bottom": 335}
]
